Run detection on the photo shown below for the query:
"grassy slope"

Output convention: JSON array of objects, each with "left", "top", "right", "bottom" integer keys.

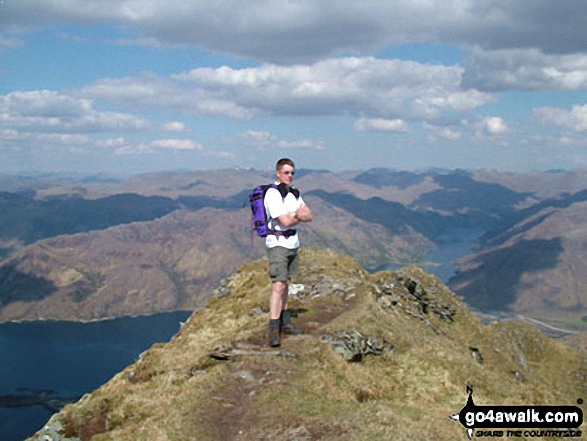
[{"left": 30, "top": 249, "right": 586, "bottom": 441}]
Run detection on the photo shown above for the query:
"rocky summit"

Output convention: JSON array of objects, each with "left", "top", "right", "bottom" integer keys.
[{"left": 29, "top": 249, "right": 586, "bottom": 441}]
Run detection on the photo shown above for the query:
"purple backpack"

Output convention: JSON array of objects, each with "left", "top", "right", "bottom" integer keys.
[{"left": 249, "top": 184, "right": 278, "bottom": 237}]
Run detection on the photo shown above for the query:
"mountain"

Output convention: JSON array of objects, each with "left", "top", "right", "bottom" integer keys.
[
  {"left": 4, "top": 167, "right": 587, "bottom": 327},
  {"left": 0, "top": 192, "right": 180, "bottom": 247},
  {"left": 309, "top": 189, "right": 471, "bottom": 241},
  {"left": 28, "top": 249, "right": 586, "bottom": 440},
  {"left": 0, "top": 209, "right": 253, "bottom": 322},
  {"left": 449, "top": 198, "right": 587, "bottom": 328},
  {"left": 0, "top": 197, "right": 433, "bottom": 322},
  {"left": 474, "top": 168, "right": 587, "bottom": 199},
  {"left": 410, "top": 170, "right": 530, "bottom": 218}
]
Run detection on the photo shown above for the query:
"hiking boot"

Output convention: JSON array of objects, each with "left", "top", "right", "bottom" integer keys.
[
  {"left": 269, "top": 319, "right": 281, "bottom": 347},
  {"left": 280, "top": 310, "right": 303, "bottom": 335},
  {"left": 281, "top": 322, "right": 303, "bottom": 335}
]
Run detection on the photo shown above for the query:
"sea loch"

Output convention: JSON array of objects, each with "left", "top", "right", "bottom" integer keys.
[{"left": 0, "top": 311, "right": 191, "bottom": 441}]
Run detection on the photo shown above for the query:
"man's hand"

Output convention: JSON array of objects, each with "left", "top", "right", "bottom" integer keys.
[
  {"left": 295, "top": 204, "right": 313, "bottom": 222},
  {"left": 276, "top": 204, "right": 313, "bottom": 227}
]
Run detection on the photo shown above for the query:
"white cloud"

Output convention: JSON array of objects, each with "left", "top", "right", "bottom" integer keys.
[
  {"left": 534, "top": 105, "right": 587, "bottom": 132},
  {"left": 150, "top": 138, "right": 202, "bottom": 150},
  {"left": 354, "top": 118, "right": 409, "bottom": 132},
  {"left": 462, "top": 116, "right": 510, "bottom": 138},
  {"left": 6, "top": 1, "right": 587, "bottom": 63},
  {"left": 0, "top": 90, "right": 151, "bottom": 133},
  {"left": 463, "top": 47, "right": 587, "bottom": 92},
  {"left": 57, "top": 31, "right": 87, "bottom": 44},
  {"left": 0, "top": 128, "right": 20, "bottom": 140},
  {"left": 423, "top": 123, "right": 462, "bottom": 140},
  {"left": 163, "top": 121, "right": 186, "bottom": 132},
  {"left": 97, "top": 137, "right": 127, "bottom": 148},
  {"left": 109, "top": 37, "right": 165, "bottom": 49},
  {"left": 0, "top": 35, "right": 24, "bottom": 49},
  {"left": 109, "top": 138, "right": 204, "bottom": 154},
  {"left": 0, "top": 90, "right": 196, "bottom": 158},
  {"left": 77, "top": 74, "right": 256, "bottom": 119},
  {"left": 167, "top": 57, "right": 494, "bottom": 121},
  {"left": 37, "top": 133, "right": 90, "bottom": 144},
  {"left": 113, "top": 142, "right": 154, "bottom": 155},
  {"left": 483, "top": 116, "right": 509, "bottom": 135},
  {"left": 235, "top": 130, "right": 325, "bottom": 150}
]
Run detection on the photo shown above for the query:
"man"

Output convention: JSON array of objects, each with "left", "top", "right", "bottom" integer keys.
[{"left": 264, "top": 158, "right": 313, "bottom": 347}]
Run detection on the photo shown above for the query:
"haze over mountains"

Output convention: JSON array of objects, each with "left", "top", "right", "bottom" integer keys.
[{"left": 1, "top": 167, "right": 587, "bottom": 331}]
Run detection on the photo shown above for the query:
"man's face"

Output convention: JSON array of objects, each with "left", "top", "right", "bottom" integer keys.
[{"left": 276, "top": 164, "right": 295, "bottom": 185}]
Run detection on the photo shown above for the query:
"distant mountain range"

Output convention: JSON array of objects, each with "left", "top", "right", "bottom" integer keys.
[{"left": 2, "top": 167, "right": 587, "bottom": 330}]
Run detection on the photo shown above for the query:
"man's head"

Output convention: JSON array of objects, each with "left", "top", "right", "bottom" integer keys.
[{"left": 276, "top": 158, "right": 295, "bottom": 185}]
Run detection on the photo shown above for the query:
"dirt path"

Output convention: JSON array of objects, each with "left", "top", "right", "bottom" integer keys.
[{"left": 202, "top": 290, "right": 359, "bottom": 440}]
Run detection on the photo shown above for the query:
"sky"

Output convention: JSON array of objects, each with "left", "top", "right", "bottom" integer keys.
[{"left": 2, "top": 1, "right": 587, "bottom": 175}]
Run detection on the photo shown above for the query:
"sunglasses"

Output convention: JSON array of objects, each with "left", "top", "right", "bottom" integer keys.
[{"left": 283, "top": 170, "right": 295, "bottom": 175}]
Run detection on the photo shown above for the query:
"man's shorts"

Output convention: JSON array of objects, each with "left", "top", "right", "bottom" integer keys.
[{"left": 267, "top": 246, "right": 299, "bottom": 282}]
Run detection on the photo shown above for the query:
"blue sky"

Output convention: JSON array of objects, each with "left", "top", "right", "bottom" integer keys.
[{"left": 2, "top": 1, "right": 587, "bottom": 175}]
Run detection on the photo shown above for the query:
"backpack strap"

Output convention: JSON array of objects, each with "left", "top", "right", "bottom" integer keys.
[
  {"left": 266, "top": 184, "right": 299, "bottom": 238},
  {"left": 270, "top": 229, "right": 297, "bottom": 238}
]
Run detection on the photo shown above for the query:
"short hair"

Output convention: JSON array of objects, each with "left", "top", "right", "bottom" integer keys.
[{"left": 276, "top": 158, "right": 295, "bottom": 171}]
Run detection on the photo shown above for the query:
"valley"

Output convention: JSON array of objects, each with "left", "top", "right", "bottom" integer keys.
[{"left": 1, "top": 167, "right": 587, "bottom": 334}]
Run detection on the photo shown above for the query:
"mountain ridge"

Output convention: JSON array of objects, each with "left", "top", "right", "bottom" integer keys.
[
  {"left": 0, "top": 200, "right": 432, "bottom": 322},
  {"left": 28, "top": 248, "right": 586, "bottom": 440},
  {"left": 3, "top": 167, "right": 587, "bottom": 330},
  {"left": 449, "top": 198, "right": 587, "bottom": 328}
]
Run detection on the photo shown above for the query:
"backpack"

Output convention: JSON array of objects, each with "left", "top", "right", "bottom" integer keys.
[
  {"left": 249, "top": 184, "right": 277, "bottom": 237},
  {"left": 249, "top": 183, "right": 301, "bottom": 237}
]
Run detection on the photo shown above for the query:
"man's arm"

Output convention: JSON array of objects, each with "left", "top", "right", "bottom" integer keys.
[
  {"left": 275, "top": 211, "right": 298, "bottom": 227},
  {"left": 275, "top": 203, "right": 312, "bottom": 227},
  {"left": 296, "top": 204, "right": 313, "bottom": 222}
]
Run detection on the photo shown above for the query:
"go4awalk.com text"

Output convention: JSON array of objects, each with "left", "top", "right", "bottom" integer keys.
[{"left": 451, "top": 386, "right": 583, "bottom": 439}]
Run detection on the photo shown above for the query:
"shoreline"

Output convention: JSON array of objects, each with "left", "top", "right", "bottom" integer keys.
[{"left": 1, "top": 308, "right": 194, "bottom": 325}]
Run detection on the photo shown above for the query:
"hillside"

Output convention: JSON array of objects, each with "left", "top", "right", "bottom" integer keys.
[
  {"left": 29, "top": 249, "right": 586, "bottom": 440},
  {"left": 5, "top": 167, "right": 587, "bottom": 326},
  {"left": 0, "top": 200, "right": 431, "bottom": 322},
  {"left": 449, "top": 199, "right": 587, "bottom": 329}
]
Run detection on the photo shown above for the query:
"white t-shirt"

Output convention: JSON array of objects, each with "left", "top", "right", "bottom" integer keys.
[{"left": 264, "top": 184, "right": 305, "bottom": 249}]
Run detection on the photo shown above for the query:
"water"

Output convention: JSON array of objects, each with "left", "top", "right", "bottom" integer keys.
[
  {"left": 382, "top": 228, "right": 484, "bottom": 283},
  {"left": 0, "top": 311, "right": 191, "bottom": 441}
]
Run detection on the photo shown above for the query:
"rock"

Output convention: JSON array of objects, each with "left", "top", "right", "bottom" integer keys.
[
  {"left": 469, "top": 346, "right": 484, "bottom": 364},
  {"left": 286, "top": 425, "right": 311, "bottom": 441},
  {"left": 213, "top": 278, "right": 231, "bottom": 298},
  {"left": 249, "top": 307, "right": 268, "bottom": 317},
  {"left": 377, "top": 295, "right": 392, "bottom": 309},
  {"left": 29, "top": 415, "right": 81, "bottom": 441},
  {"left": 400, "top": 277, "right": 430, "bottom": 314},
  {"left": 210, "top": 343, "right": 297, "bottom": 360},
  {"left": 376, "top": 276, "right": 457, "bottom": 324},
  {"left": 434, "top": 304, "right": 457, "bottom": 323},
  {"left": 232, "top": 370, "right": 255, "bottom": 381},
  {"left": 320, "top": 331, "right": 394, "bottom": 362}
]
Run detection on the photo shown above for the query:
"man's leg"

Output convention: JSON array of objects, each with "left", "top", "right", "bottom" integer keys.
[
  {"left": 267, "top": 247, "right": 300, "bottom": 346},
  {"left": 269, "top": 280, "right": 287, "bottom": 347},
  {"left": 280, "top": 249, "right": 301, "bottom": 334},
  {"left": 270, "top": 280, "right": 288, "bottom": 320},
  {"left": 268, "top": 246, "right": 289, "bottom": 347}
]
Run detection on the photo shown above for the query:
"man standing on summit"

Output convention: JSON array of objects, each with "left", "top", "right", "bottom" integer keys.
[{"left": 264, "top": 158, "right": 313, "bottom": 347}]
